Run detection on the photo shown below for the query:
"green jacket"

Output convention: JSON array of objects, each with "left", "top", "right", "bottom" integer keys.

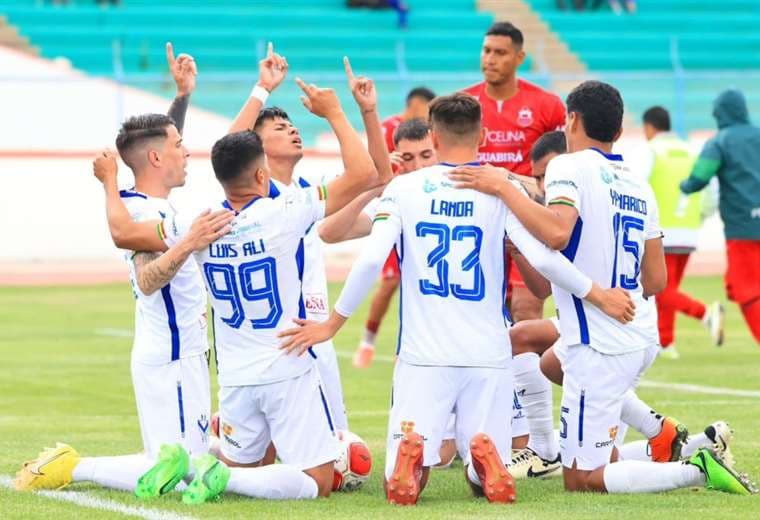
[{"left": 681, "top": 89, "right": 760, "bottom": 240}]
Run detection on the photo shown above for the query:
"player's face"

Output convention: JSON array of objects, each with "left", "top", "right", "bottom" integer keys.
[
  {"left": 480, "top": 35, "right": 525, "bottom": 85},
  {"left": 405, "top": 97, "right": 431, "bottom": 120},
  {"left": 396, "top": 136, "right": 436, "bottom": 174},
  {"left": 531, "top": 151, "right": 559, "bottom": 196},
  {"left": 161, "top": 125, "right": 189, "bottom": 188},
  {"left": 257, "top": 117, "right": 304, "bottom": 162}
]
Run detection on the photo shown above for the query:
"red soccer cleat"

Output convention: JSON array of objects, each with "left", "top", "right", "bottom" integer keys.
[
  {"left": 386, "top": 422, "right": 424, "bottom": 506},
  {"left": 469, "top": 433, "right": 516, "bottom": 504},
  {"left": 649, "top": 417, "right": 689, "bottom": 462}
]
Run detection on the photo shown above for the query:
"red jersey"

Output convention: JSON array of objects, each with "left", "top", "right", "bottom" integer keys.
[
  {"left": 464, "top": 79, "right": 566, "bottom": 176},
  {"left": 381, "top": 114, "right": 403, "bottom": 152}
]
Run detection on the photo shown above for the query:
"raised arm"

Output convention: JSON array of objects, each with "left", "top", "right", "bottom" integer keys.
[
  {"left": 229, "top": 42, "right": 288, "bottom": 134},
  {"left": 295, "top": 78, "right": 378, "bottom": 217},
  {"left": 681, "top": 137, "right": 722, "bottom": 194},
  {"left": 165, "top": 42, "right": 197, "bottom": 134},
  {"left": 318, "top": 187, "right": 380, "bottom": 243}
]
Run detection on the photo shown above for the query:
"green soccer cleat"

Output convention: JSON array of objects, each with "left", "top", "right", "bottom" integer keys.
[
  {"left": 182, "top": 454, "right": 231, "bottom": 505},
  {"left": 689, "top": 447, "right": 757, "bottom": 495},
  {"left": 135, "top": 443, "right": 189, "bottom": 499}
]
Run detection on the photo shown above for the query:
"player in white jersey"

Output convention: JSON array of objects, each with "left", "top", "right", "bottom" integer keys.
[
  {"left": 80, "top": 82, "right": 378, "bottom": 504},
  {"left": 448, "top": 81, "right": 755, "bottom": 495},
  {"left": 14, "top": 47, "right": 236, "bottom": 496},
  {"left": 280, "top": 93, "right": 638, "bottom": 505}
]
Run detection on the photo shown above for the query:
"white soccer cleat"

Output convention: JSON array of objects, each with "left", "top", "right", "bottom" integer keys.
[
  {"left": 705, "top": 421, "right": 735, "bottom": 467},
  {"left": 509, "top": 447, "right": 561, "bottom": 480},
  {"left": 659, "top": 344, "right": 680, "bottom": 360},
  {"left": 703, "top": 301, "right": 725, "bottom": 347}
]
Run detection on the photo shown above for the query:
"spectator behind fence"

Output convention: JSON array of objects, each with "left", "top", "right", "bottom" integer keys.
[
  {"left": 680, "top": 89, "right": 760, "bottom": 345},
  {"left": 346, "top": 0, "right": 409, "bottom": 28},
  {"left": 557, "top": 0, "right": 636, "bottom": 13}
]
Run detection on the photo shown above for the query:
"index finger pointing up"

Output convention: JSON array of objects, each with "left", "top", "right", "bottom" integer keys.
[
  {"left": 267, "top": 41, "right": 273, "bottom": 58},
  {"left": 165, "top": 42, "right": 175, "bottom": 65},
  {"left": 343, "top": 56, "right": 355, "bottom": 80}
]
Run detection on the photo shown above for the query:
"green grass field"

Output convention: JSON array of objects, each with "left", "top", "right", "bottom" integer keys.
[{"left": 0, "top": 276, "right": 758, "bottom": 519}]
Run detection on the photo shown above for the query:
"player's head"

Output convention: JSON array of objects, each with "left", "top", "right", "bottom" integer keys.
[
  {"left": 115, "top": 114, "right": 188, "bottom": 187},
  {"left": 393, "top": 118, "right": 436, "bottom": 174},
  {"left": 211, "top": 131, "right": 270, "bottom": 195},
  {"left": 428, "top": 93, "right": 483, "bottom": 152},
  {"left": 481, "top": 22, "right": 526, "bottom": 86},
  {"left": 642, "top": 106, "right": 670, "bottom": 141},
  {"left": 253, "top": 106, "right": 303, "bottom": 163},
  {"left": 403, "top": 87, "right": 436, "bottom": 120},
  {"left": 565, "top": 80, "right": 623, "bottom": 152},
  {"left": 530, "top": 130, "right": 566, "bottom": 195}
]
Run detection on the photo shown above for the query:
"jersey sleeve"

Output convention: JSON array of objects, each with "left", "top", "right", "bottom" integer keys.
[
  {"left": 285, "top": 185, "right": 327, "bottom": 236},
  {"left": 547, "top": 94, "right": 567, "bottom": 131},
  {"left": 544, "top": 154, "right": 582, "bottom": 213},
  {"left": 643, "top": 185, "right": 664, "bottom": 240},
  {"left": 161, "top": 212, "right": 194, "bottom": 248}
]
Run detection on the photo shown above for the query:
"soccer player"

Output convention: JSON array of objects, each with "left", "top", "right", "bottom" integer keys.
[
  {"left": 280, "top": 92, "right": 639, "bottom": 505},
  {"left": 449, "top": 80, "right": 755, "bottom": 495},
  {"left": 641, "top": 106, "right": 724, "bottom": 358},
  {"left": 12, "top": 45, "right": 238, "bottom": 495},
  {"left": 681, "top": 89, "right": 760, "bottom": 345},
  {"left": 381, "top": 86, "right": 436, "bottom": 153},
  {"left": 465, "top": 21, "right": 566, "bottom": 325},
  {"left": 85, "top": 81, "right": 378, "bottom": 503}
]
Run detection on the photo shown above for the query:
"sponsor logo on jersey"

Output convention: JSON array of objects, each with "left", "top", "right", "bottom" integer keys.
[
  {"left": 222, "top": 422, "right": 234, "bottom": 436},
  {"left": 517, "top": 107, "right": 533, "bottom": 127},
  {"left": 197, "top": 415, "right": 209, "bottom": 444},
  {"left": 305, "top": 293, "right": 328, "bottom": 315},
  {"left": 481, "top": 128, "right": 526, "bottom": 146},
  {"left": 477, "top": 151, "right": 524, "bottom": 164},
  {"left": 609, "top": 425, "right": 619, "bottom": 441}
]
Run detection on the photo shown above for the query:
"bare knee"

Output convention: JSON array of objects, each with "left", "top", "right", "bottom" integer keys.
[
  {"left": 563, "top": 466, "right": 607, "bottom": 493},
  {"left": 304, "top": 461, "right": 335, "bottom": 497},
  {"left": 540, "top": 348, "right": 564, "bottom": 386}
]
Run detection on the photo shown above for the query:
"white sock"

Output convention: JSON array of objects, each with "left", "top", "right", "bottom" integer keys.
[
  {"left": 620, "top": 390, "right": 662, "bottom": 439},
  {"left": 619, "top": 440, "right": 651, "bottom": 461},
  {"left": 682, "top": 433, "right": 710, "bottom": 458},
  {"left": 226, "top": 464, "right": 318, "bottom": 500},
  {"left": 603, "top": 460, "right": 704, "bottom": 493},
  {"left": 72, "top": 455, "right": 156, "bottom": 492},
  {"left": 362, "top": 329, "right": 377, "bottom": 347},
  {"left": 466, "top": 463, "right": 481, "bottom": 487},
  {"left": 513, "top": 353, "right": 558, "bottom": 460}
]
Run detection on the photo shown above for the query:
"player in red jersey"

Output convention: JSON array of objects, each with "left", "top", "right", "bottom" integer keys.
[
  {"left": 464, "top": 21, "right": 566, "bottom": 323},
  {"left": 381, "top": 87, "right": 436, "bottom": 152}
]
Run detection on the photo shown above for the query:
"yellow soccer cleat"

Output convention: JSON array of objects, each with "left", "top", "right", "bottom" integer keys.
[{"left": 14, "top": 443, "right": 80, "bottom": 491}]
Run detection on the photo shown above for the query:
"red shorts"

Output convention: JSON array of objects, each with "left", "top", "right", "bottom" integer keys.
[
  {"left": 725, "top": 239, "right": 760, "bottom": 305},
  {"left": 382, "top": 250, "right": 400, "bottom": 280},
  {"left": 505, "top": 253, "right": 527, "bottom": 295}
]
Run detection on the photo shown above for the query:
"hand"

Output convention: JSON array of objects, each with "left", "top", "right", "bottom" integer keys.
[
  {"left": 389, "top": 151, "right": 404, "bottom": 171},
  {"left": 184, "top": 209, "right": 236, "bottom": 251},
  {"left": 344, "top": 56, "right": 377, "bottom": 113},
  {"left": 278, "top": 318, "right": 339, "bottom": 356},
  {"left": 166, "top": 42, "right": 197, "bottom": 96},
  {"left": 594, "top": 287, "right": 636, "bottom": 324},
  {"left": 93, "top": 150, "right": 118, "bottom": 184},
  {"left": 447, "top": 164, "right": 512, "bottom": 196},
  {"left": 295, "top": 77, "right": 343, "bottom": 120},
  {"left": 505, "top": 238, "right": 522, "bottom": 258},
  {"left": 257, "top": 41, "right": 288, "bottom": 93}
]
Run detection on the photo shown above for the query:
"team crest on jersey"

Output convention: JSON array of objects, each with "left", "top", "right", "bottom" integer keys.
[
  {"left": 600, "top": 167, "right": 614, "bottom": 184},
  {"left": 517, "top": 107, "right": 533, "bottom": 127},
  {"left": 423, "top": 178, "right": 438, "bottom": 193},
  {"left": 609, "top": 425, "right": 619, "bottom": 440}
]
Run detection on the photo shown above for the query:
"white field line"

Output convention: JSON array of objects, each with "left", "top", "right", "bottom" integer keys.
[
  {"left": 94, "top": 329, "right": 760, "bottom": 398},
  {"left": 0, "top": 475, "right": 196, "bottom": 520}
]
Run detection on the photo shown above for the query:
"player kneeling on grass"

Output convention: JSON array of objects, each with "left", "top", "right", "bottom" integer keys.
[
  {"left": 280, "top": 93, "right": 639, "bottom": 505},
  {"left": 448, "top": 80, "right": 756, "bottom": 496},
  {"left": 72, "top": 81, "right": 377, "bottom": 504}
]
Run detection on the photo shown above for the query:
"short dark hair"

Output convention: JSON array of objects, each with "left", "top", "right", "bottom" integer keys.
[
  {"left": 531, "top": 131, "right": 567, "bottom": 162},
  {"left": 253, "top": 106, "right": 291, "bottom": 131},
  {"left": 393, "top": 118, "right": 430, "bottom": 146},
  {"left": 429, "top": 93, "right": 482, "bottom": 146},
  {"left": 566, "top": 81, "right": 623, "bottom": 143},
  {"left": 211, "top": 131, "right": 265, "bottom": 185},
  {"left": 642, "top": 106, "right": 671, "bottom": 132},
  {"left": 406, "top": 87, "right": 436, "bottom": 105},
  {"left": 485, "top": 21, "right": 524, "bottom": 48},
  {"left": 115, "top": 113, "right": 175, "bottom": 169}
]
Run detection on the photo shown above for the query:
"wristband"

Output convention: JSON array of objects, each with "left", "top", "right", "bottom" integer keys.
[{"left": 250, "top": 84, "right": 270, "bottom": 105}]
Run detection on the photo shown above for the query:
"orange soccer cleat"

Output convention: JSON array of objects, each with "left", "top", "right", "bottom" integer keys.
[
  {"left": 649, "top": 416, "right": 689, "bottom": 462},
  {"left": 386, "top": 422, "right": 424, "bottom": 506},
  {"left": 469, "top": 433, "right": 516, "bottom": 504}
]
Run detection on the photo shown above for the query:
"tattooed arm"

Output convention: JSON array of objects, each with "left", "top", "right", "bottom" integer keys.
[{"left": 132, "top": 241, "right": 194, "bottom": 296}]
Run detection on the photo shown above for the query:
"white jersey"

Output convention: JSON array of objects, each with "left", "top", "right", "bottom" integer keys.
[
  {"left": 163, "top": 187, "right": 326, "bottom": 387},
  {"left": 544, "top": 148, "right": 663, "bottom": 354},
  {"left": 120, "top": 189, "right": 208, "bottom": 366},
  {"left": 372, "top": 163, "right": 513, "bottom": 368}
]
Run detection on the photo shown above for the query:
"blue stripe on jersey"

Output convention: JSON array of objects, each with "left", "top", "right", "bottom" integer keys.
[
  {"left": 210, "top": 308, "right": 219, "bottom": 376},
  {"left": 305, "top": 222, "right": 315, "bottom": 235},
  {"left": 294, "top": 237, "right": 317, "bottom": 359},
  {"left": 578, "top": 390, "right": 586, "bottom": 445},
  {"left": 610, "top": 213, "right": 621, "bottom": 288},
  {"left": 119, "top": 189, "right": 147, "bottom": 199},
  {"left": 318, "top": 383, "right": 335, "bottom": 432},
  {"left": 439, "top": 161, "right": 481, "bottom": 167},
  {"left": 501, "top": 236, "right": 512, "bottom": 325},
  {"left": 269, "top": 182, "right": 281, "bottom": 199},
  {"left": 160, "top": 284, "right": 181, "bottom": 360},
  {"left": 589, "top": 147, "right": 623, "bottom": 162},
  {"left": 561, "top": 218, "right": 590, "bottom": 345},
  {"left": 298, "top": 177, "right": 311, "bottom": 188},
  {"left": 222, "top": 196, "right": 261, "bottom": 214},
  {"left": 395, "top": 233, "right": 404, "bottom": 356},
  {"left": 176, "top": 381, "right": 186, "bottom": 436}
]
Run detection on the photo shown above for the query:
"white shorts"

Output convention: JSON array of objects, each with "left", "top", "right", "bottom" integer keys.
[
  {"left": 559, "top": 344, "right": 659, "bottom": 470},
  {"left": 218, "top": 366, "right": 339, "bottom": 470},
  {"left": 511, "top": 389, "right": 530, "bottom": 438},
  {"left": 312, "top": 339, "right": 348, "bottom": 431},
  {"left": 131, "top": 352, "right": 211, "bottom": 459},
  {"left": 386, "top": 360, "right": 512, "bottom": 479},
  {"left": 547, "top": 317, "right": 568, "bottom": 369}
]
